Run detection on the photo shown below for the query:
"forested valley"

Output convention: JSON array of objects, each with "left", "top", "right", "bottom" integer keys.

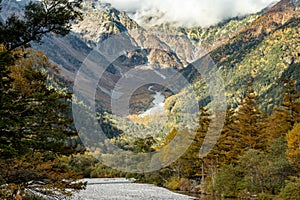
[{"left": 1, "top": 0, "right": 300, "bottom": 199}]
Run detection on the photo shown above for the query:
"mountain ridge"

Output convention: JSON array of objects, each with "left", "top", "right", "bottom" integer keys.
[{"left": 2, "top": 0, "right": 298, "bottom": 113}]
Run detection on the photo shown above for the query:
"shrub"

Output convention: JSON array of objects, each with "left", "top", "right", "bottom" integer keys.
[
  {"left": 164, "top": 177, "right": 181, "bottom": 190},
  {"left": 279, "top": 177, "right": 300, "bottom": 200}
]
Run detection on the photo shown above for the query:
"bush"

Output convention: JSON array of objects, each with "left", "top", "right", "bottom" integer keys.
[
  {"left": 164, "top": 177, "right": 181, "bottom": 190},
  {"left": 279, "top": 177, "right": 300, "bottom": 200},
  {"left": 164, "top": 177, "right": 192, "bottom": 191},
  {"left": 215, "top": 165, "right": 242, "bottom": 198}
]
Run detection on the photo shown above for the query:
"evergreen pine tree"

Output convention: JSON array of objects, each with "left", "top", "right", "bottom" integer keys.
[
  {"left": 218, "top": 82, "right": 266, "bottom": 165},
  {"left": 0, "top": 47, "right": 85, "bottom": 198},
  {"left": 263, "top": 79, "right": 300, "bottom": 142}
]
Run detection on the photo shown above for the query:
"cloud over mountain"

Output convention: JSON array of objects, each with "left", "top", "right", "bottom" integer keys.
[{"left": 102, "top": 0, "right": 280, "bottom": 27}]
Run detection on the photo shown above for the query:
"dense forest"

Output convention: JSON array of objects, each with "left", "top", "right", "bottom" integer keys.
[
  {"left": 125, "top": 79, "right": 300, "bottom": 199},
  {"left": 74, "top": 79, "right": 300, "bottom": 199}
]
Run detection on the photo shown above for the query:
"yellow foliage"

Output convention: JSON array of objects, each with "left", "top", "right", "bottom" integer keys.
[
  {"left": 8, "top": 48, "right": 59, "bottom": 96},
  {"left": 286, "top": 124, "right": 300, "bottom": 170}
]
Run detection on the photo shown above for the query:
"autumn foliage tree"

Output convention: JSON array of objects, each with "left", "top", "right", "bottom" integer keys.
[
  {"left": 230, "top": 83, "right": 266, "bottom": 150},
  {"left": 0, "top": 0, "right": 85, "bottom": 198},
  {"left": 213, "top": 79, "right": 300, "bottom": 198},
  {"left": 0, "top": 47, "right": 86, "bottom": 198},
  {"left": 215, "top": 83, "right": 266, "bottom": 165},
  {"left": 265, "top": 79, "right": 300, "bottom": 141},
  {"left": 286, "top": 123, "right": 300, "bottom": 171}
]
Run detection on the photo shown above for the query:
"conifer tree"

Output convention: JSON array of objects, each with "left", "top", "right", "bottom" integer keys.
[
  {"left": 0, "top": 48, "right": 85, "bottom": 198},
  {"left": 218, "top": 82, "right": 266, "bottom": 164},
  {"left": 212, "top": 107, "right": 238, "bottom": 165},
  {"left": 286, "top": 123, "right": 300, "bottom": 171},
  {"left": 0, "top": 0, "right": 85, "bottom": 194},
  {"left": 281, "top": 79, "right": 300, "bottom": 125},
  {"left": 264, "top": 79, "right": 300, "bottom": 141},
  {"left": 0, "top": 0, "right": 82, "bottom": 51},
  {"left": 174, "top": 107, "right": 211, "bottom": 178}
]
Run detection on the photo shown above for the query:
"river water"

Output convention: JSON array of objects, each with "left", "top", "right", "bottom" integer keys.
[
  {"left": 73, "top": 178, "right": 196, "bottom": 200},
  {"left": 139, "top": 86, "right": 165, "bottom": 117}
]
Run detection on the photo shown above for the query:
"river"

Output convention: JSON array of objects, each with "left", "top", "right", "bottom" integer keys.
[
  {"left": 139, "top": 86, "right": 165, "bottom": 117},
  {"left": 73, "top": 178, "right": 197, "bottom": 200}
]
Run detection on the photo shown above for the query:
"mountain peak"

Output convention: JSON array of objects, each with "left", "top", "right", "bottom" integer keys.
[{"left": 270, "top": 0, "right": 300, "bottom": 11}]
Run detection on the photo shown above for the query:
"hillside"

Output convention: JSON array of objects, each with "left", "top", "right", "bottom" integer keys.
[
  {"left": 50, "top": 0, "right": 299, "bottom": 114},
  {"left": 2, "top": 0, "right": 299, "bottom": 113},
  {"left": 31, "top": 0, "right": 263, "bottom": 113},
  {"left": 168, "top": 0, "right": 300, "bottom": 113},
  {"left": 213, "top": 0, "right": 300, "bottom": 109}
]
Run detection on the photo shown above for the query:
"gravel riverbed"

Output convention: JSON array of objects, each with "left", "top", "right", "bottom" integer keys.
[{"left": 73, "top": 178, "right": 196, "bottom": 200}]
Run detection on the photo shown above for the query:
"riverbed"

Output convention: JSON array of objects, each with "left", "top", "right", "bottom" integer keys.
[{"left": 73, "top": 178, "right": 196, "bottom": 200}]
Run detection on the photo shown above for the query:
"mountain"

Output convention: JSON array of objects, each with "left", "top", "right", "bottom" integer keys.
[
  {"left": 169, "top": 0, "right": 300, "bottom": 112},
  {"left": 2, "top": 0, "right": 299, "bottom": 114},
  {"left": 211, "top": 0, "right": 300, "bottom": 109},
  {"left": 43, "top": 0, "right": 300, "bottom": 114},
  {"left": 33, "top": 0, "right": 257, "bottom": 114},
  {"left": 43, "top": 0, "right": 265, "bottom": 113}
]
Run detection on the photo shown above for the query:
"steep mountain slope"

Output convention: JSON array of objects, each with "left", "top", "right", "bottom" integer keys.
[
  {"left": 63, "top": 0, "right": 269, "bottom": 113},
  {"left": 34, "top": 0, "right": 259, "bottom": 113},
  {"left": 171, "top": 0, "right": 300, "bottom": 112},
  {"left": 214, "top": 0, "right": 300, "bottom": 109},
  {"left": 69, "top": 1, "right": 186, "bottom": 112},
  {"left": 3, "top": 0, "right": 297, "bottom": 114},
  {"left": 72, "top": 1, "right": 186, "bottom": 69}
]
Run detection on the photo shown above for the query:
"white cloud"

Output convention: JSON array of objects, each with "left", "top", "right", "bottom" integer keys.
[{"left": 101, "top": 0, "right": 280, "bottom": 27}]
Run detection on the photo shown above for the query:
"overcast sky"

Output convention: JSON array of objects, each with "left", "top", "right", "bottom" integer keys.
[{"left": 102, "top": 0, "right": 280, "bottom": 27}]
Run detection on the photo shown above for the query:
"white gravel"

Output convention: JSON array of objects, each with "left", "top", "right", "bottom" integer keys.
[{"left": 73, "top": 178, "right": 196, "bottom": 200}]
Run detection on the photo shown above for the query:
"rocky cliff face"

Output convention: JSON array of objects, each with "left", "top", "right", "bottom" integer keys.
[
  {"left": 60, "top": 0, "right": 264, "bottom": 113},
  {"left": 3, "top": 0, "right": 298, "bottom": 114},
  {"left": 43, "top": 0, "right": 300, "bottom": 113}
]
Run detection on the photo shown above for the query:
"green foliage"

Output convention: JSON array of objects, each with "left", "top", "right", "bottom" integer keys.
[
  {"left": 0, "top": 0, "right": 82, "bottom": 51},
  {"left": 238, "top": 149, "right": 273, "bottom": 193},
  {"left": 257, "top": 193, "right": 274, "bottom": 200},
  {"left": 0, "top": 47, "right": 85, "bottom": 198},
  {"left": 133, "top": 136, "right": 156, "bottom": 153},
  {"left": 0, "top": 1, "right": 85, "bottom": 196},
  {"left": 279, "top": 177, "right": 300, "bottom": 200},
  {"left": 0, "top": 49, "right": 77, "bottom": 159},
  {"left": 22, "top": 194, "right": 48, "bottom": 200},
  {"left": 171, "top": 107, "right": 210, "bottom": 179},
  {"left": 89, "top": 162, "right": 126, "bottom": 178},
  {"left": 215, "top": 164, "right": 243, "bottom": 198},
  {"left": 187, "top": 14, "right": 258, "bottom": 48},
  {"left": 1, "top": 2, "right": 298, "bottom": 198},
  {"left": 67, "top": 154, "right": 98, "bottom": 177},
  {"left": 211, "top": 82, "right": 298, "bottom": 197},
  {"left": 214, "top": 137, "right": 294, "bottom": 197},
  {"left": 204, "top": 16, "right": 300, "bottom": 110},
  {"left": 122, "top": 80, "right": 300, "bottom": 199}
]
